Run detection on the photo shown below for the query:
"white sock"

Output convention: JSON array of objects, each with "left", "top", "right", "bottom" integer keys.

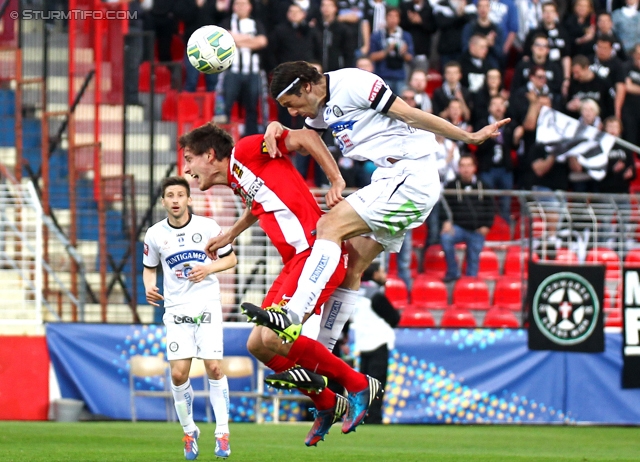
[
  {"left": 171, "top": 379, "right": 197, "bottom": 433},
  {"left": 316, "top": 287, "right": 359, "bottom": 351},
  {"left": 209, "top": 376, "right": 230, "bottom": 436},
  {"left": 287, "top": 239, "right": 342, "bottom": 321}
]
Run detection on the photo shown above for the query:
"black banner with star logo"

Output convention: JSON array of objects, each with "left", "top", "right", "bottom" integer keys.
[{"left": 527, "top": 263, "right": 605, "bottom": 352}]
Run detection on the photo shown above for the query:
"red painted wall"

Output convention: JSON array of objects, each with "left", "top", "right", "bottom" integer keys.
[{"left": 0, "top": 336, "right": 49, "bottom": 420}]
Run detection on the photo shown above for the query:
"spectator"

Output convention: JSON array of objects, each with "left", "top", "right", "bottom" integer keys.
[
  {"left": 597, "top": 116, "right": 637, "bottom": 248},
  {"left": 474, "top": 95, "right": 514, "bottom": 222},
  {"left": 318, "top": 0, "right": 356, "bottom": 71},
  {"left": 273, "top": 0, "right": 322, "bottom": 27},
  {"left": 364, "top": 0, "right": 388, "bottom": 36},
  {"left": 433, "top": 0, "right": 475, "bottom": 68},
  {"left": 176, "top": 0, "right": 228, "bottom": 92},
  {"left": 524, "top": 1, "right": 572, "bottom": 95},
  {"left": 579, "top": 97, "right": 603, "bottom": 128},
  {"left": 462, "top": 0, "right": 506, "bottom": 68},
  {"left": 565, "top": 54, "right": 613, "bottom": 120},
  {"left": 595, "top": 11, "right": 626, "bottom": 61},
  {"left": 400, "top": 0, "right": 436, "bottom": 71},
  {"left": 563, "top": 0, "right": 596, "bottom": 58},
  {"left": 350, "top": 262, "right": 400, "bottom": 425},
  {"left": 145, "top": 0, "right": 177, "bottom": 63},
  {"left": 220, "top": 0, "right": 268, "bottom": 136},
  {"left": 590, "top": 34, "right": 626, "bottom": 118},
  {"left": 485, "top": 0, "right": 520, "bottom": 59},
  {"left": 514, "top": 0, "right": 543, "bottom": 51},
  {"left": 440, "top": 153, "right": 495, "bottom": 282},
  {"left": 460, "top": 34, "right": 492, "bottom": 92},
  {"left": 268, "top": 4, "right": 321, "bottom": 73},
  {"left": 621, "top": 43, "right": 640, "bottom": 146},
  {"left": 472, "top": 68, "right": 510, "bottom": 122},
  {"left": 408, "top": 68, "right": 433, "bottom": 112},
  {"left": 567, "top": 99, "right": 602, "bottom": 192},
  {"left": 446, "top": 98, "right": 473, "bottom": 154},
  {"left": 612, "top": 0, "right": 640, "bottom": 56},
  {"left": 124, "top": 0, "right": 145, "bottom": 105},
  {"left": 368, "top": 7, "right": 414, "bottom": 95},
  {"left": 508, "top": 65, "right": 561, "bottom": 186},
  {"left": 511, "top": 32, "right": 565, "bottom": 94},
  {"left": 432, "top": 61, "right": 474, "bottom": 120},
  {"left": 337, "top": 0, "right": 368, "bottom": 58}
]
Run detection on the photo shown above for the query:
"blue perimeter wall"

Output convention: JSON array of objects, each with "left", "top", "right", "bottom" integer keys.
[{"left": 46, "top": 324, "right": 640, "bottom": 424}]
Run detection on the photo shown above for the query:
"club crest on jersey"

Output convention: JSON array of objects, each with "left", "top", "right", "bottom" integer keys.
[
  {"left": 192, "top": 233, "right": 202, "bottom": 243},
  {"left": 165, "top": 250, "right": 207, "bottom": 269},
  {"left": 333, "top": 106, "right": 343, "bottom": 117},
  {"left": 368, "top": 79, "right": 383, "bottom": 102}
]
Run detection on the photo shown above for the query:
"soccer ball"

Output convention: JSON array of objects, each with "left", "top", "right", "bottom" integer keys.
[{"left": 187, "top": 25, "right": 236, "bottom": 74}]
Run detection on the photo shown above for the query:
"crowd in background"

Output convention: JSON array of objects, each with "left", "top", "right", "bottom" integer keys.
[{"left": 130, "top": 0, "right": 639, "bottom": 286}]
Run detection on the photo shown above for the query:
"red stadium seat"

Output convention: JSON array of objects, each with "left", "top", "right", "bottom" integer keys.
[
  {"left": 486, "top": 215, "right": 511, "bottom": 241},
  {"left": 411, "top": 275, "right": 449, "bottom": 309},
  {"left": 555, "top": 249, "right": 578, "bottom": 264},
  {"left": 493, "top": 277, "right": 522, "bottom": 311},
  {"left": 482, "top": 307, "right": 520, "bottom": 328},
  {"left": 462, "top": 248, "right": 500, "bottom": 280},
  {"left": 625, "top": 248, "right": 640, "bottom": 267},
  {"left": 411, "top": 223, "right": 427, "bottom": 250},
  {"left": 452, "top": 277, "right": 490, "bottom": 310},
  {"left": 440, "top": 307, "right": 477, "bottom": 328},
  {"left": 503, "top": 246, "right": 538, "bottom": 277},
  {"left": 385, "top": 276, "right": 409, "bottom": 307},
  {"left": 139, "top": 62, "right": 172, "bottom": 93},
  {"left": 398, "top": 306, "right": 436, "bottom": 328},
  {"left": 586, "top": 248, "right": 621, "bottom": 280},
  {"left": 423, "top": 244, "right": 447, "bottom": 279}
]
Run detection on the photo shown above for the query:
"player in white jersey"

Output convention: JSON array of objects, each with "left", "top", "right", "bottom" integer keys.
[
  {"left": 143, "top": 176, "right": 237, "bottom": 460},
  {"left": 249, "top": 61, "right": 509, "bottom": 348}
]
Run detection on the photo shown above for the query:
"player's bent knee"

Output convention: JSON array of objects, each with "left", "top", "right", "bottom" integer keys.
[{"left": 171, "top": 370, "right": 189, "bottom": 386}]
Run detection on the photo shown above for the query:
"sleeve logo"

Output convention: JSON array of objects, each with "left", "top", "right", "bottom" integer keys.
[
  {"left": 368, "top": 79, "right": 383, "bottom": 102},
  {"left": 143, "top": 243, "right": 149, "bottom": 256}
]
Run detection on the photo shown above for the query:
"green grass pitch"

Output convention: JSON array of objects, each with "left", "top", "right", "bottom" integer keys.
[{"left": 1, "top": 421, "right": 639, "bottom": 461}]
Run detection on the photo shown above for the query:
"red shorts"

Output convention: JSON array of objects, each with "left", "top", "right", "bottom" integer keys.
[{"left": 262, "top": 246, "right": 348, "bottom": 315}]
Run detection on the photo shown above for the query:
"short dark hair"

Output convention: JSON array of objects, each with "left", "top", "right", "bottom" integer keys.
[
  {"left": 596, "top": 33, "right": 615, "bottom": 45},
  {"left": 443, "top": 61, "right": 462, "bottom": 72},
  {"left": 270, "top": 61, "right": 324, "bottom": 100},
  {"left": 541, "top": 1, "right": 558, "bottom": 11},
  {"left": 362, "top": 262, "right": 380, "bottom": 282},
  {"left": 161, "top": 176, "right": 190, "bottom": 198},
  {"left": 178, "top": 122, "right": 234, "bottom": 161},
  {"left": 572, "top": 54, "right": 590, "bottom": 68},
  {"left": 459, "top": 152, "right": 477, "bottom": 165},
  {"left": 604, "top": 115, "right": 623, "bottom": 131}
]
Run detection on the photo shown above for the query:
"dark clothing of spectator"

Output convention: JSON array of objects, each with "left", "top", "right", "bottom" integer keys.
[
  {"left": 471, "top": 85, "right": 503, "bottom": 122},
  {"left": 621, "top": 62, "right": 640, "bottom": 147},
  {"left": 317, "top": 17, "right": 356, "bottom": 70},
  {"left": 459, "top": 50, "right": 491, "bottom": 92},
  {"left": 273, "top": 0, "right": 322, "bottom": 28},
  {"left": 565, "top": 74, "right": 613, "bottom": 120},
  {"left": 433, "top": 0, "right": 474, "bottom": 66},
  {"left": 146, "top": 0, "right": 177, "bottom": 62},
  {"left": 598, "top": 145, "right": 636, "bottom": 193},
  {"left": 432, "top": 83, "right": 474, "bottom": 118},
  {"left": 440, "top": 177, "right": 495, "bottom": 232},
  {"left": 268, "top": 21, "right": 321, "bottom": 72},
  {"left": 337, "top": 0, "right": 366, "bottom": 58},
  {"left": 461, "top": 18, "right": 504, "bottom": 69},
  {"left": 400, "top": 0, "right": 436, "bottom": 65},
  {"left": 524, "top": 142, "right": 570, "bottom": 191},
  {"left": 590, "top": 55, "right": 625, "bottom": 89},
  {"left": 595, "top": 30, "right": 627, "bottom": 61},
  {"left": 563, "top": 13, "right": 596, "bottom": 57},
  {"left": 511, "top": 58, "right": 564, "bottom": 94},
  {"left": 124, "top": 1, "right": 145, "bottom": 105}
]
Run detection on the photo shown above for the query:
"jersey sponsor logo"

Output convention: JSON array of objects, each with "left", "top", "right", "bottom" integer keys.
[
  {"left": 532, "top": 272, "right": 600, "bottom": 345},
  {"left": 323, "top": 300, "right": 342, "bottom": 329},
  {"left": 339, "top": 134, "right": 353, "bottom": 150},
  {"left": 169, "top": 342, "right": 179, "bottom": 352},
  {"left": 310, "top": 255, "right": 330, "bottom": 283},
  {"left": 333, "top": 106, "right": 344, "bottom": 117},
  {"left": 165, "top": 250, "right": 207, "bottom": 269},
  {"left": 368, "top": 79, "right": 383, "bottom": 102},
  {"left": 238, "top": 177, "right": 265, "bottom": 207},
  {"left": 173, "top": 312, "right": 211, "bottom": 324},
  {"left": 143, "top": 243, "right": 149, "bottom": 256},
  {"left": 329, "top": 120, "right": 357, "bottom": 133},
  {"left": 232, "top": 162, "right": 244, "bottom": 179},
  {"left": 192, "top": 233, "right": 202, "bottom": 243},
  {"left": 261, "top": 140, "right": 269, "bottom": 154}
]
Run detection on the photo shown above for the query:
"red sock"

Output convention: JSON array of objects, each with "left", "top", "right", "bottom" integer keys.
[
  {"left": 301, "top": 387, "right": 336, "bottom": 411},
  {"left": 286, "top": 336, "right": 367, "bottom": 392},
  {"left": 265, "top": 355, "right": 296, "bottom": 373}
]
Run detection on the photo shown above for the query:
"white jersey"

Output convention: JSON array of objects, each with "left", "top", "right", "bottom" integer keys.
[
  {"left": 143, "top": 214, "right": 233, "bottom": 310},
  {"left": 305, "top": 68, "right": 439, "bottom": 168}
]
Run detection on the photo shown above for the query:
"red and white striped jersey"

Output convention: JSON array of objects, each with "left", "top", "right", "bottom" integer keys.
[{"left": 227, "top": 132, "right": 322, "bottom": 264}]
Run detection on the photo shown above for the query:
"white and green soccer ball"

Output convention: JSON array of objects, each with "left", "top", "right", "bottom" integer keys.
[{"left": 187, "top": 25, "right": 236, "bottom": 74}]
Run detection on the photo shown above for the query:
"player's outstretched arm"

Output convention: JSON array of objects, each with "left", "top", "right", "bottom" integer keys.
[
  {"left": 205, "top": 207, "right": 257, "bottom": 260},
  {"left": 189, "top": 251, "right": 237, "bottom": 283},
  {"left": 284, "top": 129, "right": 346, "bottom": 208},
  {"left": 387, "top": 97, "right": 511, "bottom": 145},
  {"left": 143, "top": 266, "right": 164, "bottom": 306}
]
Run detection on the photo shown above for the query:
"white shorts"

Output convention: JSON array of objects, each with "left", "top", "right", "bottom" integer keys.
[
  {"left": 163, "top": 302, "right": 224, "bottom": 361},
  {"left": 345, "top": 157, "right": 440, "bottom": 253}
]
